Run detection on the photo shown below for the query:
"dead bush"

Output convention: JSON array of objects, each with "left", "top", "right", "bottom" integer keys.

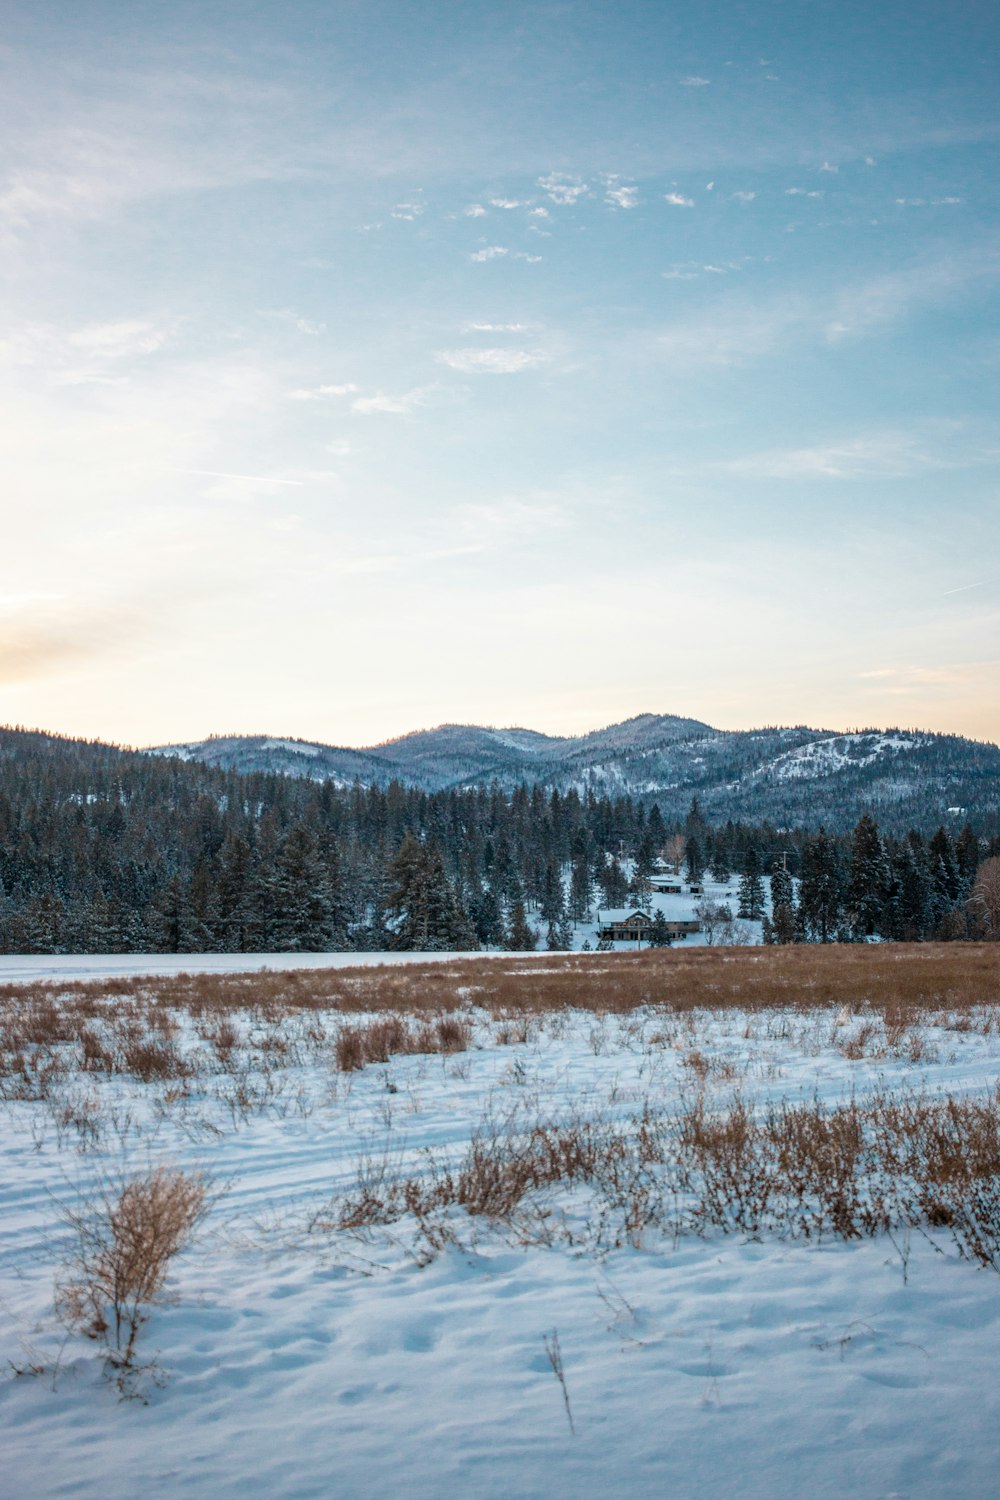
[
  {"left": 56, "top": 1164, "right": 215, "bottom": 1375},
  {"left": 334, "top": 1014, "right": 471, "bottom": 1072}
]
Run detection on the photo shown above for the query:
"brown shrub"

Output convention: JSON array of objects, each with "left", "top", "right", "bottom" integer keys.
[{"left": 57, "top": 1164, "right": 215, "bottom": 1371}]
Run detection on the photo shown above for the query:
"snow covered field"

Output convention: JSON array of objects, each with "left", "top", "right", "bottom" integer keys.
[
  {"left": 2, "top": 957, "right": 999, "bottom": 1499},
  {"left": 0, "top": 948, "right": 513, "bottom": 985}
]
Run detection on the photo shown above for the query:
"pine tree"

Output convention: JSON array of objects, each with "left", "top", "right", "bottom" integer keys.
[
  {"left": 648, "top": 911, "right": 673, "bottom": 947},
  {"left": 272, "top": 827, "right": 334, "bottom": 951},
  {"left": 568, "top": 829, "right": 594, "bottom": 922},
  {"left": 505, "top": 899, "right": 537, "bottom": 951},
  {"left": 770, "top": 858, "right": 794, "bottom": 914},
  {"left": 847, "top": 814, "right": 890, "bottom": 938},
  {"left": 685, "top": 834, "right": 704, "bottom": 885},
  {"left": 956, "top": 823, "right": 980, "bottom": 892},
  {"left": 798, "top": 828, "right": 842, "bottom": 942},
  {"left": 384, "top": 835, "right": 475, "bottom": 951},
  {"left": 737, "top": 849, "right": 765, "bottom": 919}
]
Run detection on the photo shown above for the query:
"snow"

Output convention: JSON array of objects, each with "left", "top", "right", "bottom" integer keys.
[
  {"left": 260, "top": 739, "right": 321, "bottom": 757},
  {"left": 3, "top": 981, "right": 1000, "bottom": 1498},
  {"left": 767, "top": 732, "right": 924, "bottom": 783},
  {"left": 0, "top": 950, "right": 533, "bottom": 985}
]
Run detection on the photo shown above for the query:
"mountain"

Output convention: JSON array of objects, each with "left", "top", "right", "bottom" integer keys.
[{"left": 150, "top": 715, "right": 1000, "bottom": 834}]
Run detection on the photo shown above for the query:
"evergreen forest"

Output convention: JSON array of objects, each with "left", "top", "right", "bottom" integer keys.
[{"left": 1, "top": 727, "right": 997, "bottom": 954}]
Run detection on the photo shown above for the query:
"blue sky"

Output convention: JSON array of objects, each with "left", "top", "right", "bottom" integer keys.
[{"left": 1, "top": 0, "right": 998, "bottom": 746}]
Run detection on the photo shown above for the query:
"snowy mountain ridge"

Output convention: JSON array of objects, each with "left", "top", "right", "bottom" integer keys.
[{"left": 148, "top": 715, "right": 1000, "bottom": 832}]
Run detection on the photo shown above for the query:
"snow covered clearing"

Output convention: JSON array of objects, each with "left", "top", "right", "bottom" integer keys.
[
  {"left": 2, "top": 950, "right": 999, "bottom": 1498},
  {"left": 0, "top": 949, "right": 527, "bottom": 986}
]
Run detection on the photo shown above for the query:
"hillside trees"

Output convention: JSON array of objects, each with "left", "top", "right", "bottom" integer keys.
[{"left": 0, "top": 727, "right": 990, "bottom": 954}]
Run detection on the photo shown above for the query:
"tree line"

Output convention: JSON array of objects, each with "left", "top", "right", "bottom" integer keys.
[{"left": 0, "top": 728, "right": 996, "bottom": 953}]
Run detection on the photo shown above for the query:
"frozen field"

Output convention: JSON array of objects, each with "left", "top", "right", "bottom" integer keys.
[
  {"left": 1, "top": 951, "right": 999, "bottom": 1499},
  {"left": 0, "top": 948, "right": 511, "bottom": 985}
]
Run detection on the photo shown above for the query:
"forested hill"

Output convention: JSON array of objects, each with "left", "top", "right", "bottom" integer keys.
[
  {"left": 152, "top": 715, "right": 1000, "bottom": 835},
  {"left": 0, "top": 723, "right": 998, "bottom": 955}
]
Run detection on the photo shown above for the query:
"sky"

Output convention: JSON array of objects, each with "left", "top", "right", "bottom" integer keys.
[{"left": 1, "top": 0, "right": 998, "bottom": 749}]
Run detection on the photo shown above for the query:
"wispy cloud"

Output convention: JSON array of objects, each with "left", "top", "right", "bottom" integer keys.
[
  {"left": 350, "top": 387, "right": 432, "bottom": 416},
  {"left": 464, "top": 322, "right": 531, "bottom": 333},
  {"left": 169, "top": 468, "right": 305, "bottom": 487},
  {"left": 655, "top": 250, "right": 1000, "bottom": 367},
  {"left": 452, "top": 496, "right": 569, "bottom": 543},
  {"left": 680, "top": 76, "right": 711, "bottom": 87},
  {"left": 287, "top": 383, "right": 359, "bottom": 400},
  {"left": 604, "top": 181, "right": 638, "bottom": 209},
  {"left": 260, "top": 308, "right": 325, "bottom": 335},
  {"left": 438, "top": 348, "right": 544, "bottom": 374},
  {"left": 469, "top": 245, "right": 541, "bottom": 264},
  {"left": 68, "top": 319, "right": 172, "bottom": 359},
  {"left": 664, "top": 192, "right": 694, "bottom": 207},
  {"left": 719, "top": 429, "right": 995, "bottom": 480},
  {"left": 537, "top": 173, "right": 588, "bottom": 206},
  {"left": 731, "top": 190, "right": 756, "bottom": 203},
  {"left": 941, "top": 577, "right": 998, "bottom": 596},
  {"left": 464, "top": 204, "right": 487, "bottom": 217}
]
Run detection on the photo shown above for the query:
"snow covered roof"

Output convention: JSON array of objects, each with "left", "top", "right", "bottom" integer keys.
[{"left": 597, "top": 908, "right": 651, "bottom": 924}]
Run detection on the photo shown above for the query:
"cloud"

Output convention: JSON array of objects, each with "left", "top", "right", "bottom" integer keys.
[
  {"left": 464, "top": 204, "right": 487, "bottom": 217},
  {"left": 489, "top": 198, "right": 527, "bottom": 209},
  {"left": 786, "top": 188, "right": 824, "bottom": 198},
  {"left": 529, "top": 207, "right": 550, "bottom": 218},
  {"left": 680, "top": 76, "right": 711, "bottom": 87},
  {"left": 819, "top": 162, "right": 839, "bottom": 173},
  {"left": 260, "top": 308, "right": 325, "bottom": 335},
  {"left": 67, "top": 319, "right": 171, "bottom": 359},
  {"left": 605, "top": 183, "right": 638, "bottom": 209},
  {"left": 940, "top": 578, "right": 998, "bottom": 596},
  {"left": 720, "top": 431, "right": 963, "bottom": 481},
  {"left": 824, "top": 255, "right": 996, "bottom": 341},
  {"left": 895, "top": 196, "right": 963, "bottom": 207},
  {"left": 438, "top": 348, "right": 543, "bottom": 374},
  {"left": 469, "top": 246, "right": 541, "bottom": 264},
  {"left": 655, "top": 250, "right": 1000, "bottom": 367},
  {"left": 537, "top": 173, "right": 588, "bottom": 206},
  {"left": 169, "top": 468, "right": 305, "bottom": 488},
  {"left": 391, "top": 202, "right": 425, "bottom": 220},
  {"left": 664, "top": 192, "right": 694, "bottom": 207},
  {"left": 731, "top": 191, "right": 756, "bottom": 203},
  {"left": 287, "top": 383, "right": 359, "bottom": 400},
  {"left": 465, "top": 322, "right": 531, "bottom": 333},
  {"left": 452, "top": 497, "right": 569, "bottom": 543},
  {"left": 350, "top": 387, "right": 431, "bottom": 415}
]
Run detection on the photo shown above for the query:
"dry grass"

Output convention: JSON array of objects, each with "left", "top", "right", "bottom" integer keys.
[
  {"left": 56, "top": 1164, "right": 215, "bottom": 1379},
  {"left": 1, "top": 943, "right": 996, "bottom": 1031},
  {"left": 0, "top": 945, "right": 994, "bottom": 1111},
  {"left": 334, "top": 1014, "right": 471, "bottom": 1072},
  {"left": 319, "top": 1084, "right": 1000, "bottom": 1269}
]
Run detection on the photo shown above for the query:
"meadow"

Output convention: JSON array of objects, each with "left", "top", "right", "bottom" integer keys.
[{"left": 2, "top": 944, "right": 999, "bottom": 1498}]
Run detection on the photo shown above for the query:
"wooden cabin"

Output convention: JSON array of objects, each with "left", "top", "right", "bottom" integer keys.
[
  {"left": 597, "top": 909, "right": 702, "bottom": 943},
  {"left": 597, "top": 909, "right": 653, "bottom": 942}
]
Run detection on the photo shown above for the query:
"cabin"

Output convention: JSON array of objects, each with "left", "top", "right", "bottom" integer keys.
[
  {"left": 597, "top": 909, "right": 702, "bottom": 943},
  {"left": 597, "top": 909, "right": 653, "bottom": 943}
]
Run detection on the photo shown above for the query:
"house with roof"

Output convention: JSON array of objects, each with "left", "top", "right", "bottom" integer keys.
[{"left": 596, "top": 908, "right": 701, "bottom": 944}]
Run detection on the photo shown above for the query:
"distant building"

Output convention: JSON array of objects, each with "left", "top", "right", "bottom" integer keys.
[{"left": 596, "top": 908, "right": 701, "bottom": 943}]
